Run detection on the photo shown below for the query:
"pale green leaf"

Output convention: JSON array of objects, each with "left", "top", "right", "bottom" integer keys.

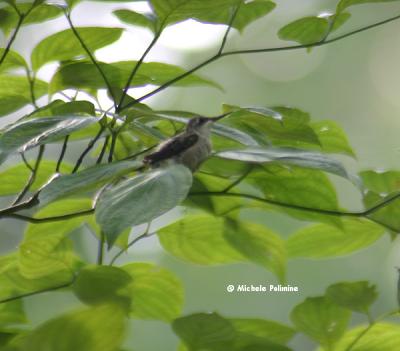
[
  {"left": 121, "top": 262, "right": 184, "bottom": 322},
  {"left": 95, "top": 165, "right": 192, "bottom": 247},
  {"left": 290, "top": 296, "right": 351, "bottom": 350},
  {"left": 337, "top": 0, "right": 400, "bottom": 13},
  {"left": 326, "top": 281, "right": 378, "bottom": 314},
  {"left": 31, "top": 27, "right": 123, "bottom": 71},
  {"left": 0, "top": 49, "right": 27, "bottom": 73},
  {"left": 287, "top": 218, "right": 385, "bottom": 259},
  {"left": 113, "top": 9, "right": 156, "bottom": 33}
]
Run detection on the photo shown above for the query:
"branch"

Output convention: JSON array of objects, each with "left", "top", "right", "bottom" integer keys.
[
  {"left": 56, "top": 135, "right": 69, "bottom": 172},
  {"left": 0, "top": 279, "right": 75, "bottom": 305},
  {"left": 119, "top": 12, "right": 400, "bottom": 111},
  {"left": 63, "top": 10, "right": 117, "bottom": 109},
  {"left": 189, "top": 191, "right": 400, "bottom": 231},
  {"left": 0, "top": 14, "right": 24, "bottom": 68},
  {"left": 12, "top": 145, "right": 45, "bottom": 205},
  {"left": 4, "top": 209, "right": 94, "bottom": 223},
  {"left": 218, "top": 1, "right": 241, "bottom": 55}
]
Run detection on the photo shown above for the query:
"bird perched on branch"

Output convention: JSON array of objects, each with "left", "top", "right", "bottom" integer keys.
[{"left": 143, "top": 113, "right": 229, "bottom": 172}]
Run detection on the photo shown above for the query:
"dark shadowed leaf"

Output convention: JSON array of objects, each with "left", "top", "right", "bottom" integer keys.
[
  {"left": 278, "top": 16, "right": 329, "bottom": 45},
  {"left": 95, "top": 165, "right": 192, "bottom": 247},
  {"left": 173, "top": 313, "right": 236, "bottom": 351},
  {"left": 121, "top": 262, "right": 184, "bottom": 322},
  {"left": 287, "top": 218, "right": 385, "bottom": 259},
  {"left": 31, "top": 27, "right": 123, "bottom": 71},
  {"left": 39, "top": 160, "right": 141, "bottom": 205},
  {"left": 0, "top": 116, "right": 99, "bottom": 163},
  {"left": 326, "top": 281, "right": 378, "bottom": 314},
  {"left": 21, "top": 304, "right": 126, "bottom": 351},
  {"left": 291, "top": 296, "right": 351, "bottom": 350},
  {"left": 73, "top": 265, "right": 132, "bottom": 307}
]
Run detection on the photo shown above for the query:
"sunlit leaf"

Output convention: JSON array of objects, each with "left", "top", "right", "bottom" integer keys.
[
  {"left": 0, "top": 116, "right": 99, "bottom": 164},
  {"left": 291, "top": 296, "right": 351, "bottom": 350},
  {"left": 278, "top": 16, "right": 330, "bottom": 45},
  {"left": 332, "top": 322, "right": 400, "bottom": 351},
  {"left": 28, "top": 100, "right": 96, "bottom": 118},
  {"left": 39, "top": 160, "right": 141, "bottom": 205},
  {"left": 337, "top": 0, "right": 400, "bottom": 13},
  {"left": 31, "top": 27, "right": 123, "bottom": 71},
  {"left": 0, "top": 49, "right": 27, "bottom": 73},
  {"left": 326, "top": 281, "right": 378, "bottom": 314},
  {"left": 95, "top": 165, "right": 192, "bottom": 247},
  {"left": 21, "top": 304, "right": 126, "bottom": 351},
  {"left": 287, "top": 218, "right": 385, "bottom": 259},
  {"left": 0, "top": 75, "right": 47, "bottom": 117},
  {"left": 0, "top": 299, "right": 27, "bottom": 331},
  {"left": 0, "top": 160, "right": 72, "bottom": 196},
  {"left": 121, "top": 262, "right": 184, "bottom": 322},
  {"left": 113, "top": 9, "right": 157, "bottom": 33}
]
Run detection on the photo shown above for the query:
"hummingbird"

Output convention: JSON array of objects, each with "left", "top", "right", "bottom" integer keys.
[{"left": 143, "top": 113, "right": 229, "bottom": 172}]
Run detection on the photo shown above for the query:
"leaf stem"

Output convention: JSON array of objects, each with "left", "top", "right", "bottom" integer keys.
[
  {"left": 120, "top": 12, "right": 400, "bottom": 111},
  {"left": 12, "top": 145, "right": 45, "bottom": 205},
  {"left": 97, "top": 231, "right": 105, "bottom": 265},
  {"left": 56, "top": 135, "right": 70, "bottom": 172},
  {"left": 0, "top": 279, "right": 75, "bottom": 305},
  {"left": 63, "top": 10, "right": 117, "bottom": 109}
]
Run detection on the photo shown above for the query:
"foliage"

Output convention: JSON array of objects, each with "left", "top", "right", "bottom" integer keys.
[{"left": 0, "top": 0, "right": 399, "bottom": 350}]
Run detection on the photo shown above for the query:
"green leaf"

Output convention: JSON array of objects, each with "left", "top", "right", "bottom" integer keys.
[
  {"left": 230, "top": 318, "right": 296, "bottom": 346},
  {"left": 192, "top": 0, "right": 276, "bottom": 33},
  {"left": 0, "top": 116, "right": 99, "bottom": 164},
  {"left": 28, "top": 100, "right": 96, "bottom": 118},
  {"left": 0, "top": 160, "right": 72, "bottom": 196},
  {"left": 308, "top": 120, "right": 356, "bottom": 157},
  {"left": 0, "top": 75, "right": 47, "bottom": 117},
  {"left": 73, "top": 265, "right": 132, "bottom": 307},
  {"left": 173, "top": 313, "right": 236, "bottom": 351},
  {"left": 247, "top": 165, "right": 341, "bottom": 226},
  {"left": 21, "top": 304, "right": 126, "bottom": 351},
  {"left": 337, "top": 0, "right": 400, "bottom": 13},
  {"left": 278, "top": 16, "right": 330, "bottom": 45},
  {"left": 158, "top": 214, "right": 244, "bottom": 265},
  {"left": 19, "top": 199, "right": 91, "bottom": 279},
  {"left": 95, "top": 165, "right": 192, "bottom": 247},
  {"left": 332, "top": 322, "right": 400, "bottom": 351},
  {"left": 224, "top": 220, "right": 287, "bottom": 282},
  {"left": 31, "top": 27, "right": 123, "bottom": 71},
  {"left": 49, "top": 60, "right": 221, "bottom": 94},
  {"left": 121, "top": 262, "right": 184, "bottom": 322},
  {"left": 360, "top": 170, "right": 400, "bottom": 194},
  {"left": 0, "top": 4, "right": 62, "bottom": 35},
  {"left": 290, "top": 296, "right": 351, "bottom": 350},
  {"left": 113, "top": 9, "right": 157, "bottom": 33},
  {"left": 0, "top": 49, "right": 27, "bottom": 73},
  {"left": 326, "top": 281, "right": 378, "bottom": 314},
  {"left": 216, "top": 147, "right": 351, "bottom": 180},
  {"left": 223, "top": 106, "right": 319, "bottom": 147},
  {"left": 287, "top": 218, "right": 385, "bottom": 259},
  {"left": 0, "top": 299, "right": 27, "bottom": 331},
  {"left": 39, "top": 160, "right": 141, "bottom": 205}
]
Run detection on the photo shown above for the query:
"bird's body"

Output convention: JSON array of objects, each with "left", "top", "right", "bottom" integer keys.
[{"left": 144, "top": 116, "right": 217, "bottom": 172}]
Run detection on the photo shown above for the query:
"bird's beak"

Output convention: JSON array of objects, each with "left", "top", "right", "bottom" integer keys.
[{"left": 208, "top": 112, "right": 231, "bottom": 123}]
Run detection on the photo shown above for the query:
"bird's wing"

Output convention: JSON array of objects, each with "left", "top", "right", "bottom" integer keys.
[{"left": 144, "top": 133, "right": 199, "bottom": 164}]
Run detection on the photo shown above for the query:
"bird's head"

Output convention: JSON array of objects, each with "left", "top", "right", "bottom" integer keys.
[{"left": 186, "top": 113, "right": 229, "bottom": 134}]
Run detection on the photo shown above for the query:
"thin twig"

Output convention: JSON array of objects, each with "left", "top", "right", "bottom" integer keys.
[
  {"left": 0, "top": 15, "right": 25, "bottom": 68},
  {"left": 63, "top": 10, "right": 117, "bottom": 109},
  {"left": 119, "top": 12, "right": 400, "bottom": 112},
  {"left": 56, "top": 135, "right": 69, "bottom": 172},
  {"left": 72, "top": 125, "right": 105, "bottom": 173},
  {"left": 97, "top": 231, "right": 105, "bottom": 265},
  {"left": 0, "top": 279, "right": 75, "bottom": 305},
  {"left": 96, "top": 135, "right": 109, "bottom": 164},
  {"left": 109, "top": 224, "right": 153, "bottom": 266},
  {"left": 218, "top": 1, "right": 241, "bottom": 55},
  {"left": 12, "top": 145, "right": 45, "bottom": 205},
  {"left": 4, "top": 209, "right": 94, "bottom": 223},
  {"left": 221, "top": 166, "right": 253, "bottom": 193},
  {"left": 25, "top": 67, "right": 38, "bottom": 109},
  {"left": 116, "top": 30, "right": 163, "bottom": 112},
  {"left": 21, "top": 153, "right": 34, "bottom": 172}
]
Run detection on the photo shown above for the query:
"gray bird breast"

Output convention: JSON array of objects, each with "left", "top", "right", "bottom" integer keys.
[{"left": 178, "top": 136, "right": 212, "bottom": 172}]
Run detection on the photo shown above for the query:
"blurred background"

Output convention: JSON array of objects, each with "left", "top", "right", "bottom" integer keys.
[{"left": 1, "top": 0, "right": 400, "bottom": 349}]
